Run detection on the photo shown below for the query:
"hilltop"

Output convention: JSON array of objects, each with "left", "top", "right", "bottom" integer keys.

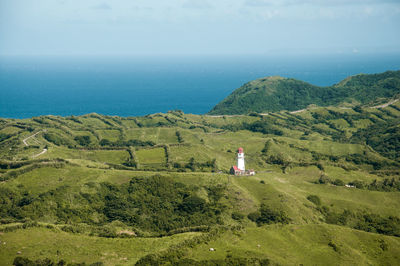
[
  {"left": 208, "top": 70, "right": 400, "bottom": 115},
  {"left": 0, "top": 101, "right": 400, "bottom": 264}
]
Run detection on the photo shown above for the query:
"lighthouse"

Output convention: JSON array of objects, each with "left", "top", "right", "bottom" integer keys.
[
  {"left": 230, "top": 147, "right": 255, "bottom": 176},
  {"left": 237, "top": 147, "right": 245, "bottom": 171}
]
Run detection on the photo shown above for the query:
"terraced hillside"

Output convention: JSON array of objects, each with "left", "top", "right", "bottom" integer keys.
[{"left": 0, "top": 102, "right": 399, "bottom": 265}]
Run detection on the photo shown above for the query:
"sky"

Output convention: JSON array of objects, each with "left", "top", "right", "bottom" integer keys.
[{"left": 0, "top": 0, "right": 400, "bottom": 56}]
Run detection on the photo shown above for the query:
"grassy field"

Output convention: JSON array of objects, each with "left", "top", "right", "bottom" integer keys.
[
  {"left": 0, "top": 227, "right": 200, "bottom": 266},
  {"left": 0, "top": 102, "right": 399, "bottom": 265},
  {"left": 186, "top": 224, "right": 400, "bottom": 265},
  {"left": 136, "top": 147, "right": 166, "bottom": 167}
]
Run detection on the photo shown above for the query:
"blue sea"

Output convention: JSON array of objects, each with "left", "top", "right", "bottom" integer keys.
[{"left": 1, "top": 54, "right": 400, "bottom": 119}]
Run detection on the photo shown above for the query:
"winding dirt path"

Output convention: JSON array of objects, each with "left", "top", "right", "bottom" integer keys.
[
  {"left": 22, "top": 130, "right": 48, "bottom": 158},
  {"left": 371, "top": 99, "right": 399, "bottom": 109},
  {"left": 22, "top": 131, "right": 42, "bottom": 146},
  {"left": 32, "top": 148, "right": 48, "bottom": 158}
]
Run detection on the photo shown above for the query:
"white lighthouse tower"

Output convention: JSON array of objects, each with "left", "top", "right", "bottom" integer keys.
[{"left": 237, "top": 147, "right": 245, "bottom": 171}]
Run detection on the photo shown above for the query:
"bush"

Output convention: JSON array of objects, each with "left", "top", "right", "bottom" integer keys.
[
  {"left": 179, "top": 196, "right": 206, "bottom": 214},
  {"left": 13, "top": 256, "right": 102, "bottom": 266},
  {"left": 248, "top": 205, "right": 290, "bottom": 225},
  {"left": 231, "top": 212, "right": 245, "bottom": 221},
  {"left": 349, "top": 180, "right": 365, "bottom": 189},
  {"left": 247, "top": 211, "right": 261, "bottom": 222},
  {"left": 355, "top": 213, "right": 400, "bottom": 237},
  {"left": 74, "top": 135, "right": 91, "bottom": 146},
  {"left": 123, "top": 160, "right": 137, "bottom": 168},
  {"left": 307, "top": 195, "right": 321, "bottom": 206},
  {"left": 332, "top": 179, "right": 345, "bottom": 186},
  {"left": 318, "top": 175, "right": 331, "bottom": 184},
  {"left": 175, "top": 131, "right": 184, "bottom": 143},
  {"left": 328, "top": 241, "right": 339, "bottom": 252},
  {"left": 99, "top": 139, "right": 112, "bottom": 146},
  {"left": 256, "top": 204, "right": 290, "bottom": 225}
]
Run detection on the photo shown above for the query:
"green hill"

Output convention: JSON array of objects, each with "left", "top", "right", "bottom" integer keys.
[
  {"left": 208, "top": 70, "right": 400, "bottom": 115},
  {"left": 0, "top": 102, "right": 400, "bottom": 265}
]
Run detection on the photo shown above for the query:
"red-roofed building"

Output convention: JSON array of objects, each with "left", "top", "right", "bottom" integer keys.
[{"left": 230, "top": 165, "right": 241, "bottom": 175}]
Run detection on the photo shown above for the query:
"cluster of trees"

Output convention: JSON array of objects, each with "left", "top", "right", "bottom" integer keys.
[
  {"left": 351, "top": 120, "right": 400, "bottom": 160},
  {"left": 247, "top": 204, "right": 290, "bottom": 226},
  {"left": 219, "top": 118, "right": 285, "bottom": 135},
  {"left": 307, "top": 195, "right": 400, "bottom": 237},
  {"left": 99, "top": 139, "right": 155, "bottom": 148},
  {"left": 13, "top": 256, "right": 103, "bottom": 266},
  {"left": 317, "top": 175, "right": 400, "bottom": 192},
  {"left": 44, "top": 132, "right": 156, "bottom": 149},
  {"left": 0, "top": 175, "right": 226, "bottom": 235},
  {"left": 74, "top": 135, "right": 91, "bottom": 146},
  {"left": 172, "top": 158, "right": 217, "bottom": 172},
  {"left": 0, "top": 132, "right": 12, "bottom": 142},
  {"left": 136, "top": 255, "right": 270, "bottom": 266},
  {"left": 354, "top": 214, "right": 400, "bottom": 236},
  {"left": 243, "top": 120, "right": 284, "bottom": 135},
  {"left": 318, "top": 206, "right": 400, "bottom": 237},
  {"left": 349, "top": 178, "right": 400, "bottom": 192},
  {"left": 175, "top": 131, "right": 184, "bottom": 143}
]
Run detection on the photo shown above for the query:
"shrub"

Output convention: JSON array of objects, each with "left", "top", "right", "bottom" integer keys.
[
  {"left": 74, "top": 135, "right": 91, "bottom": 146},
  {"left": 256, "top": 204, "right": 290, "bottom": 225},
  {"left": 179, "top": 196, "right": 206, "bottom": 213},
  {"left": 307, "top": 195, "right": 321, "bottom": 206},
  {"left": 99, "top": 139, "right": 112, "bottom": 146},
  {"left": 231, "top": 212, "right": 245, "bottom": 221},
  {"left": 175, "top": 131, "right": 183, "bottom": 143},
  {"left": 348, "top": 180, "right": 365, "bottom": 189},
  {"left": 332, "top": 179, "right": 345, "bottom": 186},
  {"left": 318, "top": 175, "right": 331, "bottom": 184},
  {"left": 123, "top": 160, "right": 137, "bottom": 168},
  {"left": 248, "top": 211, "right": 261, "bottom": 222},
  {"left": 328, "top": 241, "right": 339, "bottom": 252},
  {"left": 248, "top": 205, "right": 290, "bottom": 225}
]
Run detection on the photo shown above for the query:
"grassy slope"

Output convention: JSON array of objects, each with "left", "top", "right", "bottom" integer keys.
[
  {"left": 0, "top": 104, "right": 399, "bottom": 264},
  {"left": 187, "top": 224, "right": 400, "bottom": 265},
  {"left": 0, "top": 227, "right": 200, "bottom": 266}
]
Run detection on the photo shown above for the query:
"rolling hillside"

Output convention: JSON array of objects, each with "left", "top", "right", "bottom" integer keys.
[
  {"left": 0, "top": 102, "right": 400, "bottom": 265},
  {"left": 208, "top": 70, "right": 400, "bottom": 115}
]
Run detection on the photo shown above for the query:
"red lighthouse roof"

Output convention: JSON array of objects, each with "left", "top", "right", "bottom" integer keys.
[{"left": 238, "top": 147, "right": 243, "bottom": 153}]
